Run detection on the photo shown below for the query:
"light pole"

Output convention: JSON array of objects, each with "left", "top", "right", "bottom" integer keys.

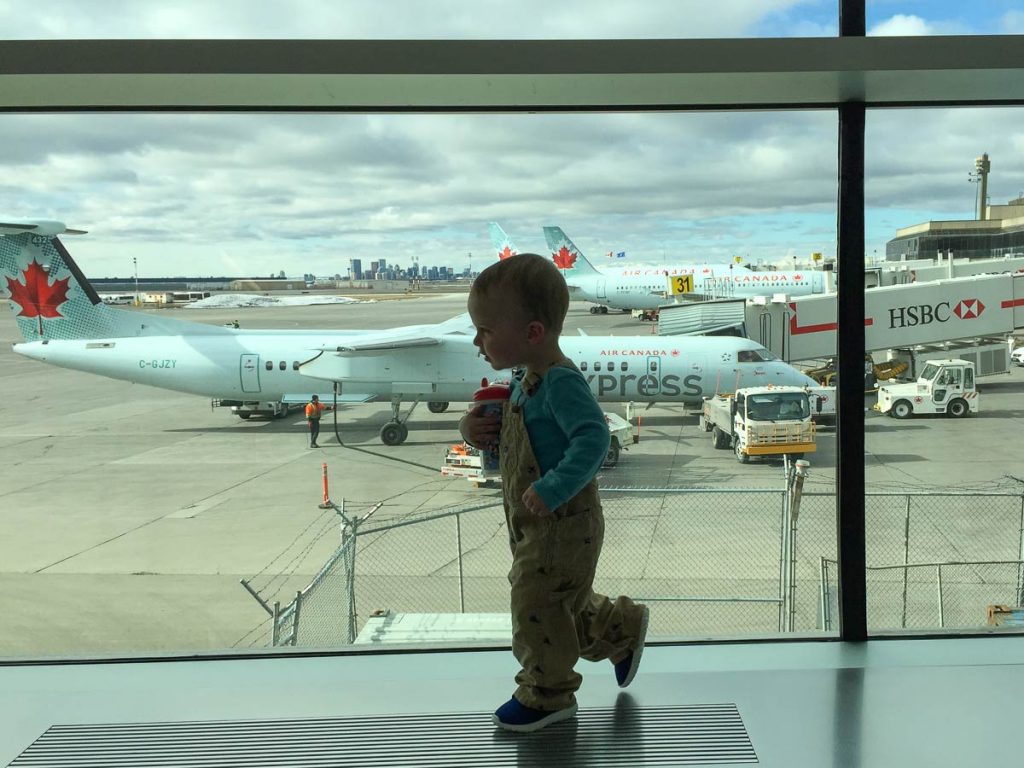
[{"left": 133, "top": 257, "right": 139, "bottom": 306}]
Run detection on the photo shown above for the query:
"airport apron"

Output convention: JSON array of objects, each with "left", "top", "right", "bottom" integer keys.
[{"left": 499, "top": 369, "right": 645, "bottom": 711}]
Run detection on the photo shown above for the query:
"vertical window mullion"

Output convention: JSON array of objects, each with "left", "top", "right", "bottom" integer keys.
[{"left": 837, "top": 100, "right": 867, "bottom": 641}]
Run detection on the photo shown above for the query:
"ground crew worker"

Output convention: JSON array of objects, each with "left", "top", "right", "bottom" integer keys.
[{"left": 305, "top": 394, "right": 328, "bottom": 448}]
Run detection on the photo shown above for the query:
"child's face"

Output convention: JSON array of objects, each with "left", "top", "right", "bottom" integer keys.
[{"left": 468, "top": 291, "right": 531, "bottom": 370}]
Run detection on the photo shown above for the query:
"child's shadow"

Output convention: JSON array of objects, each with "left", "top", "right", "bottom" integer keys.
[{"left": 492, "top": 692, "right": 643, "bottom": 767}]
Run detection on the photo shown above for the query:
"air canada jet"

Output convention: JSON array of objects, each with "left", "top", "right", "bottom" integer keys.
[
  {"left": 539, "top": 225, "right": 827, "bottom": 313},
  {"left": 2, "top": 220, "right": 819, "bottom": 445}
]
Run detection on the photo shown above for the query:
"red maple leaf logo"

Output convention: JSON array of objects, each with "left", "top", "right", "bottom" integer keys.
[
  {"left": 499, "top": 246, "right": 515, "bottom": 260},
  {"left": 793, "top": 273, "right": 803, "bottom": 280},
  {"left": 553, "top": 246, "right": 577, "bottom": 270},
  {"left": 6, "top": 260, "right": 71, "bottom": 320}
]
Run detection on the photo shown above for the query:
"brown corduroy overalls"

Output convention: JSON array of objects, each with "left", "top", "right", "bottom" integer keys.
[{"left": 499, "top": 367, "right": 645, "bottom": 711}]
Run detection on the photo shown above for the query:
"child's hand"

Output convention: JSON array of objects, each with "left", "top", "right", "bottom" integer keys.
[
  {"left": 460, "top": 404, "right": 500, "bottom": 448},
  {"left": 522, "top": 485, "right": 551, "bottom": 517}
]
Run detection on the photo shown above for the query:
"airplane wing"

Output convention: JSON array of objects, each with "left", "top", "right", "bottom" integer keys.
[
  {"left": 332, "top": 336, "right": 441, "bottom": 353},
  {"left": 318, "top": 313, "right": 474, "bottom": 353}
]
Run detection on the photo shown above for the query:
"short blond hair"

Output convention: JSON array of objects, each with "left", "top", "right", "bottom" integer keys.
[{"left": 470, "top": 253, "right": 570, "bottom": 335}]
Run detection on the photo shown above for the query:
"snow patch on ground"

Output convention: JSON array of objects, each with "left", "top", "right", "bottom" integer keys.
[{"left": 184, "top": 294, "right": 375, "bottom": 309}]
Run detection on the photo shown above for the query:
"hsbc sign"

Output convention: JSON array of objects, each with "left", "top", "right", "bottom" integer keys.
[
  {"left": 953, "top": 298, "right": 985, "bottom": 319},
  {"left": 888, "top": 298, "right": 985, "bottom": 329}
]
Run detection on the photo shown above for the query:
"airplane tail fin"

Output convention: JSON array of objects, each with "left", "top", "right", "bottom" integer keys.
[
  {"left": 1, "top": 220, "right": 216, "bottom": 341},
  {"left": 543, "top": 226, "right": 601, "bottom": 275},
  {"left": 487, "top": 222, "right": 519, "bottom": 261}
]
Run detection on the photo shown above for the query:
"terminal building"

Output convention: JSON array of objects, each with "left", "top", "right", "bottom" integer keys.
[{"left": 886, "top": 155, "right": 1024, "bottom": 262}]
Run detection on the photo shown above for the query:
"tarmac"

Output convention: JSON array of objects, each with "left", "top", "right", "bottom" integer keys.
[{"left": 2, "top": 293, "right": 1023, "bottom": 658}]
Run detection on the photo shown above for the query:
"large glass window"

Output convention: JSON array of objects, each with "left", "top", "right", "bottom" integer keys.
[
  {"left": 0, "top": 109, "right": 840, "bottom": 657},
  {"left": 863, "top": 106, "right": 1024, "bottom": 634}
]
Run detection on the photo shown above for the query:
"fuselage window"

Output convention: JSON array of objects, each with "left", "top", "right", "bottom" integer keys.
[
  {"left": 265, "top": 361, "right": 273, "bottom": 371},
  {"left": 279, "top": 361, "right": 287, "bottom": 371},
  {"left": 292, "top": 361, "right": 300, "bottom": 370},
  {"left": 580, "top": 362, "right": 588, "bottom": 372},
  {"left": 620, "top": 362, "right": 628, "bottom": 371},
  {"left": 594, "top": 362, "right": 602, "bottom": 372}
]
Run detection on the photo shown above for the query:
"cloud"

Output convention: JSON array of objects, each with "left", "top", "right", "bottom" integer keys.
[
  {"left": 1003, "top": 10, "right": 1024, "bottom": 33},
  {"left": 1, "top": 2, "right": 1020, "bottom": 276},
  {"left": 5, "top": 106, "right": 1023, "bottom": 277},
  {"left": 868, "top": 14, "right": 934, "bottom": 36},
  {"left": 3, "top": 0, "right": 812, "bottom": 39}
]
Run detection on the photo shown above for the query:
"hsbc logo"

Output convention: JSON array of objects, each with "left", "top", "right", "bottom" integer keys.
[
  {"left": 953, "top": 298, "right": 985, "bottom": 319},
  {"left": 888, "top": 298, "right": 985, "bottom": 329}
]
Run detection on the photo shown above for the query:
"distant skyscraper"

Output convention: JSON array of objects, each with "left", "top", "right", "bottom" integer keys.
[
  {"left": 369, "top": 261, "right": 380, "bottom": 277},
  {"left": 350, "top": 258, "right": 362, "bottom": 281}
]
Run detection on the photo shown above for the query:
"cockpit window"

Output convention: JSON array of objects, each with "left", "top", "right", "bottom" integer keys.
[{"left": 738, "top": 347, "right": 780, "bottom": 363}]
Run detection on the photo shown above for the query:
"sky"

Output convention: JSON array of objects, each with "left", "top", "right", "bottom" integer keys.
[{"left": 1, "top": 1, "right": 1023, "bottom": 278}]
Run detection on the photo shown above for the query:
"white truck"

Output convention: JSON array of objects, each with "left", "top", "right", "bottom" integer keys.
[
  {"left": 699, "top": 386, "right": 816, "bottom": 464},
  {"left": 875, "top": 358, "right": 978, "bottom": 419}
]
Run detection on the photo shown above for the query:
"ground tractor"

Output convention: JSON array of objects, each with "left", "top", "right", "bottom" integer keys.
[
  {"left": 700, "top": 386, "right": 817, "bottom": 464},
  {"left": 874, "top": 359, "right": 978, "bottom": 419},
  {"left": 441, "top": 412, "right": 634, "bottom": 487}
]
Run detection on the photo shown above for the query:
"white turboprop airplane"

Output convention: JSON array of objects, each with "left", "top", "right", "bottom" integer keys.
[
  {"left": 499, "top": 224, "right": 826, "bottom": 313},
  {"left": 2, "top": 220, "right": 819, "bottom": 445}
]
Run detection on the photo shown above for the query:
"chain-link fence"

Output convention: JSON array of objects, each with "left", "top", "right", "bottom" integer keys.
[
  {"left": 259, "top": 489, "right": 1024, "bottom": 646},
  {"left": 262, "top": 487, "right": 810, "bottom": 646},
  {"left": 818, "top": 492, "right": 1024, "bottom": 631}
]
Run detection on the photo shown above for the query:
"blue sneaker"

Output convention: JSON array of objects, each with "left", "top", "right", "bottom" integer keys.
[
  {"left": 614, "top": 605, "right": 650, "bottom": 688},
  {"left": 492, "top": 697, "right": 578, "bottom": 733}
]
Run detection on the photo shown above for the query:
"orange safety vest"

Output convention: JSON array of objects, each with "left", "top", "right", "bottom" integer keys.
[{"left": 305, "top": 401, "right": 324, "bottom": 420}]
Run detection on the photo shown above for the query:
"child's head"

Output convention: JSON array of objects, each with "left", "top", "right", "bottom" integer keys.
[{"left": 468, "top": 253, "right": 570, "bottom": 370}]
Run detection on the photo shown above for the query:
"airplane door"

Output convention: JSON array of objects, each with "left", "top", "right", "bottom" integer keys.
[
  {"left": 596, "top": 278, "right": 607, "bottom": 300},
  {"left": 812, "top": 272, "right": 825, "bottom": 294},
  {"left": 641, "top": 355, "right": 662, "bottom": 396},
  {"left": 240, "top": 354, "right": 261, "bottom": 393}
]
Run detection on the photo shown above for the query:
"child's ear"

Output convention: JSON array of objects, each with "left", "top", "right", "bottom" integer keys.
[{"left": 525, "top": 320, "right": 547, "bottom": 345}]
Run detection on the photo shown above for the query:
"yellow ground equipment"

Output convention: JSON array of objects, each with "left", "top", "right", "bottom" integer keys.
[{"left": 803, "top": 355, "right": 908, "bottom": 390}]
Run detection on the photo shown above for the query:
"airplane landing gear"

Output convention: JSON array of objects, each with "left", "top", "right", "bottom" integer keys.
[
  {"left": 589, "top": 305, "right": 610, "bottom": 314},
  {"left": 380, "top": 421, "right": 409, "bottom": 446},
  {"left": 379, "top": 395, "right": 420, "bottom": 445},
  {"left": 428, "top": 401, "right": 449, "bottom": 414}
]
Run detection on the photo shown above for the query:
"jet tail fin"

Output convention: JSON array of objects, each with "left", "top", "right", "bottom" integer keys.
[
  {"left": 1, "top": 220, "right": 223, "bottom": 341},
  {"left": 543, "top": 226, "right": 601, "bottom": 275},
  {"left": 487, "top": 222, "right": 519, "bottom": 261}
]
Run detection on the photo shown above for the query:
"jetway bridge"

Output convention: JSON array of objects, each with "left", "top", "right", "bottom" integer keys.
[{"left": 658, "top": 270, "right": 1024, "bottom": 368}]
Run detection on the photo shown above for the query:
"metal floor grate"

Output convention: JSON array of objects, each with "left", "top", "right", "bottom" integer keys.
[{"left": 9, "top": 702, "right": 757, "bottom": 767}]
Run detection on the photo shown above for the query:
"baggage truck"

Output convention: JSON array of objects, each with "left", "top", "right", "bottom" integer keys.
[{"left": 700, "top": 386, "right": 816, "bottom": 463}]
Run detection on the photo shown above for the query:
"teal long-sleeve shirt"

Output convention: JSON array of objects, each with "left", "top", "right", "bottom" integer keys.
[{"left": 511, "top": 366, "right": 610, "bottom": 511}]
